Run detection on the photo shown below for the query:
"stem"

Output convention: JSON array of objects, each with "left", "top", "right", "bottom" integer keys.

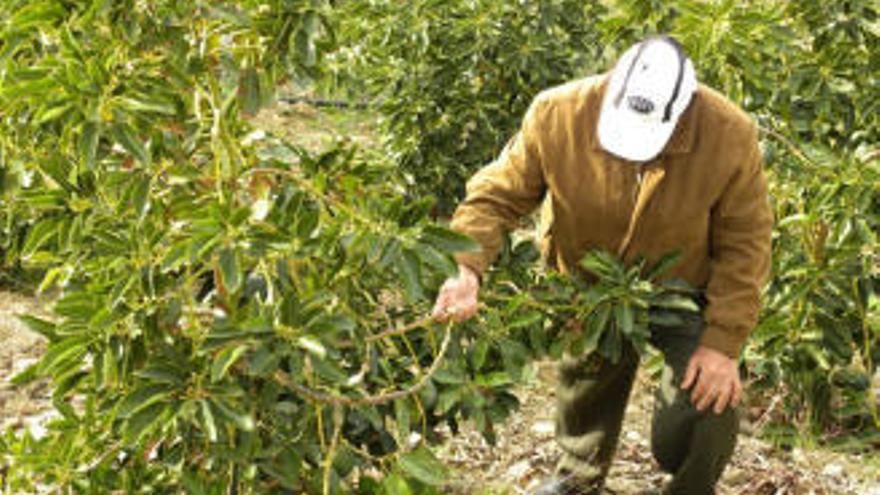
[
  {"left": 322, "top": 406, "right": 344, "bottom": 495},
  {"left": 855, "top": 279, "right": 880, "bottom": 429},
  {"left": 363, "top": 315, "right": 435, "bottom": 343},
  {"left": 754, "top": 391, "right": 784, "bottom": 432},
  {"left": 316, "top": 404, "right": 326, "bottom": 451},
  {"left": 332, "top": 314, "right": 437, "bottom": 349},
  {"left": 274, "top": 322, "right": 454, "bottom": 407},
  {"left": 758, "top": 124, "right": 819, "bottom": 168},
  {"left": 484, "top": 291, "right": 577, "bottom": 311}
]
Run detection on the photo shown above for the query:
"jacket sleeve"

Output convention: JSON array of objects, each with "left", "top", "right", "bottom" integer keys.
[
  {"left": 449, "top": 97, "right": 548, "bottom": 275},
  {"left": 701, "top": 124, "right": 774, "bottom": 358}
]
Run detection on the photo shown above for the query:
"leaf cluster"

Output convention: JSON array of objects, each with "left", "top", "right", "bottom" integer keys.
[{"left": 330, "top": 0, "right": 605, "bottom": 216}]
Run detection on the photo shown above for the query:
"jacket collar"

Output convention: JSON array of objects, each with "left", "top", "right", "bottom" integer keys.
[{"left": 589, "top": 74, "right": 699, "bottom": 157}]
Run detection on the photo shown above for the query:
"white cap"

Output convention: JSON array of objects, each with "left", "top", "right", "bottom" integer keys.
[{"left": 597, "top": 35, "right": 697, "bottom": 162}]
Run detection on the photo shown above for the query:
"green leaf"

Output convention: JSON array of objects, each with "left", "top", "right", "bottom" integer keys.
[
  {"left": 420, "top": 225, "right": 480, "bottom": 253},
  {"left": 261, "top": 449, "right": 302, "bottom": 489},
  {"left": 17, "top": 314, "right": 58, "bottom": 342},
  {"left": 101, "top": 346, "right": 119, "bottom": 389},
  {"left": 135, "top": 363, "right": 186, "bottom": 385},
  {"left": 117, "top": 384, "right": 173, "bottom": 419},
  {"left": 470, "top": 339, "right": 489, "bottom": 371},
  {"left": 160, "top": 239, "right": 191, "bottom": 273},
  {"left": 52, "top": 369, "right": 87, "bottom": 402},
  {"left": 311, "top": 356, "right": 347, "bottom": 383},
  {"left": 415, "top": 242, "right": 457, "bottom": 278},
  {"left": 116, "top": 96, "right": 176, "bottom": 116},
  {"left": 398, "top": 248, "right": 424, "bottom": 302},
  {"left": 645, "top": 251, "right": 682, "bottom": 281},
  {"left": 435, "top": 388, "right": 461, "bottom": 415},
  {"left": 509, "top": 310, "right": 542, "bottom": 329},
  {"left": 395, "top": 398, "right": 411, "bottom": 441},
  {"left": 37, "top": 265, "right": 70, "bottom": 294},
  {"left": 295, "top": 17, "right": 318, "bottom": 67},
  {"left": 398, "top": 447, "right": 445, "bottom": 486},
  {"left": 36, "top": 103, "right": 73, "bottom": 125},
  {"left": 585, "top": 304, "right": 612, "bottom": 355},
  {"left": 648, "top": 310, "right": 685, "bottom": 327},
  {"left": 296, "top": 336, "right": 326, "bottom": 359},
  {"left": 474, "top": 371, "right": 513, "bottom": 388},
  {"left": 653, "top": 294, "right": 699, "bottom": 312},
  {"left": 381, "top": 472, "right": 413, "bottom": 495},
  {"left": 247, "top": 344, "right": 280, "bottom": 377},
  {"left": 218, "top": 247, "right": 242, "bottom": 293},
  {"left": 37, "top": 335, "right": 90, "bottom": 375},
  {"left": 239, "top": 67, "right": 262, "bottom": 115},
  {"left": 132, "top": 174, "right": 151, "bottom": 221},
  {"left": 123, "top": 402, "right": 169, "bottom": 445},
  {"left": 599, "top": 325, "right": 621, "bottom": 364},
  {"left": 200, "top": 400, "right": 218, "bottom": 442},
  {"left": 211, "top": 398, "right": 255, "bottom": 432},
  {"left": 615, "top": 302, "right": 634, "bottom": 336},
  {"left": 112, "top": 123, "right": 150, "bottom": 164},
  {"left": 579, "top": 251, "right": 621, "bottom": 280},
  {"left": 432, "top": 368, "right": 466, "bottom": 385},
  {"left": 11, "top": 362, "right": 40, "bottom": 386},
  {"left": 211, "top": 345, "right": 248, "bottom": 382},
  {"left": 21, "top": 218, "right": 59, "bottom": 259}
]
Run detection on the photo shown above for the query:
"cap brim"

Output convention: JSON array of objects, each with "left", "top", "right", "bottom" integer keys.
[{"left": 597, "top": 101, "right": 676, "bottom": 162}]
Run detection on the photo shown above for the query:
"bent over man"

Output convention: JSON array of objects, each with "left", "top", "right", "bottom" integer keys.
[{"left": 431, "top": 35, "right": 773, "bottom": 495}]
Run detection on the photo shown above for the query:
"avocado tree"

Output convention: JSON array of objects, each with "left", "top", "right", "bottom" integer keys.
[
  {"left": 2, "top": 1, "right": 877, "bottom": 493},
  {"left": 1, "top": 1, "right": 668, "bottom": 493},
  {"left": 333, "top": 0, "right": 880, "bottom": 446},
  {"left": 331, "top": 0, "right": 606, "bottom": 216}
]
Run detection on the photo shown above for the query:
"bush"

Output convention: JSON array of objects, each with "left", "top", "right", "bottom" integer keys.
[
  {"left": 0, "top": 1, "right": 635, "bottom": 492},
  {"left": 2, "top": 2, "right": 878, "bottom": 493},
  {"left": 336, "top": 0, "right": 880, "bottom": 445},
  {"left": 333, "top": 0, "right": 606, "bottom": 216}
]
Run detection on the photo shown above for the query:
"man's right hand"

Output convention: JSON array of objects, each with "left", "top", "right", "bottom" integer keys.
[{"left": 431, "top": 264, "right": 480, "bottom": 322}]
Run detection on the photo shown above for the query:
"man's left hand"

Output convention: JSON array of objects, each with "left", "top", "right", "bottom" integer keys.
[{"left": 681, "top": 345, "right": 742, "bottom": 414}]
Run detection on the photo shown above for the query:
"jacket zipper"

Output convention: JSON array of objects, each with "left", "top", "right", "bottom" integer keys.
[
  {"left": 618, "top": 162, "right": 665, "bottom": 257},
  {"left": 632, "top": 164, "right": 644, "bottom": 204}
]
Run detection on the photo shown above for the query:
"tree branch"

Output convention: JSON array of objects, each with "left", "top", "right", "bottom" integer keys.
[{"left": 274, "top": 322, "right": 454, "bottom": 407}]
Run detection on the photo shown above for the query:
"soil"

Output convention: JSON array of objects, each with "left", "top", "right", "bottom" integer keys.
[
  {"left": 0, "top": 291, "right": 54, "bottom": 438},
  {"left": 440, "top": 362, "right": 880, "bottom": 494}
]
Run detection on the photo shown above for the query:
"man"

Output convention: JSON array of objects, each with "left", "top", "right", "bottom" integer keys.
[{"left": 431, "top": 35, "right": 773, "bottom": 494}]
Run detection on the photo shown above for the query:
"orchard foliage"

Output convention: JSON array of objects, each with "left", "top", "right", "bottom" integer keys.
[
  {"left": 0, "top": 0, "right": 329, "bottom": 277},
  {"left": 0, "top": 1, "right": 494, "bottom": 493},
  {"left": 0, "top": 1, "right": 682, "bottom": 493},
  {"left": 0, "top": 0, "right": 878, "bottom": 492},
  {"left": 331, "top": 0, "right": 605, "bottom": 216},
  {"left": 337, "top": 0, "right": 880, "bottom": 444}
]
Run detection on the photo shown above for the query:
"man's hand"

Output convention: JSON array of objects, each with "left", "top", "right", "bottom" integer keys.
[
  {"left": 681, "top": 345, "right": 742, "bottom": 414},
  {"left": 431, "top": 264, "right": 480, "bottom": 322}
]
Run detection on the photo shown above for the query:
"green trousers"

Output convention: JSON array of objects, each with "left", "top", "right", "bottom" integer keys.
[{"left": 555, "top": 312, "right": 738, "bottom": 494}]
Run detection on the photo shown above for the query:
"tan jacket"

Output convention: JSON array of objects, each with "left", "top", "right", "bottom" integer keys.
[{"left": 450, "top": 75, "right": 773, "bottom": 358}]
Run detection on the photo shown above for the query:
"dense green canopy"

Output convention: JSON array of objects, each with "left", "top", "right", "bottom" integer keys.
[{"left": 0, "top": 1, "right": 877, "bottom": 493}]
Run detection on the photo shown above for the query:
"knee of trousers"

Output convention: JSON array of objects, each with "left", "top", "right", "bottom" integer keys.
[{"left": 651, "top": 406, "right": 739, "bottom": 474}]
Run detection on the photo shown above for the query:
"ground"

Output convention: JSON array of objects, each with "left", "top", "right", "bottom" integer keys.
[
  {"left": 0, "top": 291, "right": 53, "bottom": 438},
  {"left": 440, "top": 361, "right": 880, "bottom": 494}
]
